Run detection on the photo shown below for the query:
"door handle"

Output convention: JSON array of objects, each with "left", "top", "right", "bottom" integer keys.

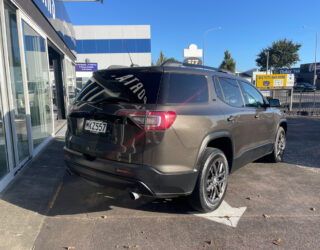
[
  {"left": 255, "top": 114, "right": 260, "bottom": 119},
  {"left": 227, "top": 115, "right": 235, "bottom": 121}
]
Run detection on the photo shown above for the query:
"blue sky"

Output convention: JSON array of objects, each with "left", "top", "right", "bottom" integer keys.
[{"left": 65, "top": 0, "right": 320, "bottom": 72}]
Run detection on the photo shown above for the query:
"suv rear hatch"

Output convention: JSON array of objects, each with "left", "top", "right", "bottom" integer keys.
[{"left": 66, "top": 67, "right": 168, "bottom": 165}]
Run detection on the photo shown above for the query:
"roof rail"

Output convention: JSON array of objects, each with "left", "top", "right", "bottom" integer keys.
[{"left": 161, "top": 60, "right": 233, "bottom": 74}]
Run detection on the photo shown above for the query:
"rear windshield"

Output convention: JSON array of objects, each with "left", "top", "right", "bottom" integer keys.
[
  {"left": 75, "top": 69, "right": 209, "bottom": 105},
  {"left": 76, "top": 68, "right": 162, "bottom": 104}
]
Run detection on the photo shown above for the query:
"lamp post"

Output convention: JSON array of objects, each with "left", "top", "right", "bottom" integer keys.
[
  {"left": 203, "top": 26, "right": 222, "bottom": 65},
  {"left": 303, "top": 25, "right": 318, "bottom": 87}
]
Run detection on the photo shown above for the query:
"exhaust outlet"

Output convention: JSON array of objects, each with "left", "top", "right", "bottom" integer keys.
[{"left": 129, "top": 192, "right": 142, "bottom": 200}]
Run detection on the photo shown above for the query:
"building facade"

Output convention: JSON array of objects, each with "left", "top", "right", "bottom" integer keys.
[
  {"left": 74, "top": 25, "right": 151, "bottom": 88},
  {"left": 0, "top": 0, "right": 76, "bottom": 191}
]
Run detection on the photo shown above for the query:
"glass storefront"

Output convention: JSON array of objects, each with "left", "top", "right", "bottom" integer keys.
[
  {"left": 0, "top": 14, "right": 9, "bottom": 180},
  {"left": 22, "top": 21, "right": 52, "bottom": 148},
  {"left": 4, "top": 2, "right": 29, "bottom": 162},
  {"left": 0, "top": 0, "right": 76, "bottom": 191},
  {"left": 65, "top": 59, "right": 77, "bottom": 106}
]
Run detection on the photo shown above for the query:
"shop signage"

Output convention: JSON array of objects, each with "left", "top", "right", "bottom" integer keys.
[
  {"left": 256, "top": 74, "right": 295, "bottom": 89},
  {"left": 183, "top": 44, "right": 202, "bottom": 58},
  {"left": 183, "top": 57, "right": 202, "bottom": 65},
  {"left": 32, "top": 0, "right": 76, "bottom": 53},
  {"left": 76, "top": 63, "right": 98, "bottom": 72},
  {"left": 33, "top": 0, "right": 55, "bottom": 19},
  {"left": 300, "top": 63, "right": 320, "bottom": 73}
]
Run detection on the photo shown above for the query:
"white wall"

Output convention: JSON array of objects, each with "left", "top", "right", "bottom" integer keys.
[
  {"left": 74, "top": 25, "right": 151, "bottom": 40},
  {"left": 74, "top": 25, "right": 151, "bottom": 71},
  {"left": 76, "top": 53, "right": 151, "bottom": 70}
]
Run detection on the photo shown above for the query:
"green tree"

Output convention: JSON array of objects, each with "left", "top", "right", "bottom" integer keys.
[
  {"left": 152, "top": 51, "right": 178, "bottom": 66},
  {"left": 256, "top": 39, "right": 301, "bottom": 72},
  {"left": 219, "top": 50, "right": 236, "bottom": 72}
]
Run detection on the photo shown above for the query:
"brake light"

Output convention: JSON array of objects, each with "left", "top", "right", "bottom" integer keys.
[{"left": 117, "top": 110, "right": 176, "bottom": 130}]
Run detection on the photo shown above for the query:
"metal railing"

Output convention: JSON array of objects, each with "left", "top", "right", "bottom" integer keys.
[{"left": 274, "top": 90, "right": 320, "bottom": 115}]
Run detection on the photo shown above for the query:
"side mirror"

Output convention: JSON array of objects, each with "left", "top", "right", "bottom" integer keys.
[{"left": 268, "top": 98, "right": 280, "bottom": 107}]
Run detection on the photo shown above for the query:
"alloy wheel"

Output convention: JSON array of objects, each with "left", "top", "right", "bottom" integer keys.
[
  {"left": 205, "top": 157, "right": 227, "bottom": 205},
  {"left": 277, "top": 130, "right": 286, "bottom": 158}
]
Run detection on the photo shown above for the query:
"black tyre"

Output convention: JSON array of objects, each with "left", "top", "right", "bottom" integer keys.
[
  {"left": 267, "top": 126, "right": 286, "bottom": 163},
  {"left": 189, "top": 148, "right": 229, "bottom": 213}
]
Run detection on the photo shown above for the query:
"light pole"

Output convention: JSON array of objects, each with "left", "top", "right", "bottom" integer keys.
[
  {"left": 303, "top": 25, "right": 318, "bottom": 87},
  {"left": 203, "top": 26, "right": 222, "bottom": 65}
]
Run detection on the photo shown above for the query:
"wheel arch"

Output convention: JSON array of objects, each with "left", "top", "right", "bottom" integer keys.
[
  {"left": 195, "top": 132, "right": 234, "bottom": 173},
  {"left": 279, "top": 119, "right": 287, "bottom": 133}
]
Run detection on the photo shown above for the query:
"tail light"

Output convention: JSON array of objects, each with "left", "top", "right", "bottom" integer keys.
[{"left": 117, "top": 110, "right": 176, "bottom": 130}]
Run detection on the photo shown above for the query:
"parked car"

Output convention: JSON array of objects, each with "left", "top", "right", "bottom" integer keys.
[
  {"left": 294, "top": 82, "right": 316, "bottom": 92},
  {"left": 64, "top": 61, "right": 287, "bottom": 212}
]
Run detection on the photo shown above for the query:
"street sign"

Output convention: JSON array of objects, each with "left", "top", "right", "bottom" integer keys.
[
  {"left": 76, "top": 63, "right": 98, "bottom": 72},
  {"left": 183, "top": 57, "right": 202, "bottom": 65},
  {"left": 256, "top": 74, "right": 294, "bottom": 89}
]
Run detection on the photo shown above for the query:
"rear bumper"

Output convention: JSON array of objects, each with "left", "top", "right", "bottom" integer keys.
[{"left": 64, "top": 147, "right": 198, "bottom": 198}]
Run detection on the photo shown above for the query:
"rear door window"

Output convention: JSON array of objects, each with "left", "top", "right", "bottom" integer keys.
[
  {"left": 218, "top": 77, "right": 244, "bottom": 107},
  {"left": 158, "top": 73, "right": 208, "bottom": 104},
  {"left": 76, "top": 69, "right": 162, "bottom": 104}
]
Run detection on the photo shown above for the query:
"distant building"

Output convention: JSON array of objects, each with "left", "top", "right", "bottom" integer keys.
[
  {"left": 74, "top": 25, "right": 151, "bottom": 88},
  {"left": 299, "top": 63, "right": 320, "bottom": 89}
]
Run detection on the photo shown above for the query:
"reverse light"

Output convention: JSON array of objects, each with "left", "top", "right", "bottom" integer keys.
[{"left": 117, "top": 110, "right": 176, "bottom": 130}]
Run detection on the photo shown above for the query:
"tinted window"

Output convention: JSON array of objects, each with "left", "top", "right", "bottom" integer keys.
[
  {"left": 76, "top": 69, "right": 162, "bottom": 104},
  {"left": 159, "top": 73, "right": 208, "bottom": 104},
  {"left": 238, "top": 81, "right": 264, "bottom": 108},
  {"left": 218, "top": 78, "right": 244, "bottom": 107},
  {"left": 213, "top": 76, "right": 224, "bottom": 101}
]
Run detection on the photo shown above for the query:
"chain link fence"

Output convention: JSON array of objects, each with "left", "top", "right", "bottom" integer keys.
[{"left": 273, "top": 90, "right": 320, "bottom": 116}]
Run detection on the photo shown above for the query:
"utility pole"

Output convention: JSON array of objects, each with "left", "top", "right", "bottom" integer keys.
[{"left": 265, "top": 50, "right": 269, "bottom": 75}]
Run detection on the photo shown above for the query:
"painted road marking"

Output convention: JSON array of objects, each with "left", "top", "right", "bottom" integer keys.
[
  {"left": 190, "top": 201, "right": 247, "bottom": 228},
  {"left": 49, "top": 182, "right": 63, "bottom": 209}
]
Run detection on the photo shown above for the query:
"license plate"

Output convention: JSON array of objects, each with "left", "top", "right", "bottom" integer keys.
[{"left": 84, "top": 120, "right": 108, "bottom": 133}]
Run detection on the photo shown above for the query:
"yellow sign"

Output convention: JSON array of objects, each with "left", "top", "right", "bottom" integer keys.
[{"left": 256, "top": 74, "right": 294, "bottom": 89}]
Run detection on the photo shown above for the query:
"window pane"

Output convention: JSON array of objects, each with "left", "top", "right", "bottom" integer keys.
[
  {"left": 0, "top": 16, "right": 9, "bottom": 180},
  {"left": 4, "top": 3, "right": 29, "bottom": 161},
  {"left": 22, "top": 21, "right": 52, "bottom": 148},
  {"left": 159, "top": 73, "right": 208, "bottom": 104},
  {"left": 218, "top": 78, "right": 244, "bottom": 107},
  {"left": 239, "top": 81, "right": 264, "bottom": 108},
  {"left": 213, "top": 76, "right": 224, "bottom": 101}
]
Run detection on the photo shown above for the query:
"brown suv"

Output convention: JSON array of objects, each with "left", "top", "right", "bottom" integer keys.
[{"left": 64, "top": 61, "right": 287, "bottom": 212}]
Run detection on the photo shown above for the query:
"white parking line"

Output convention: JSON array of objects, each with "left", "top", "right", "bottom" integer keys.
[{"left": 190, "top": 201, "right": 247, "bottom": 228}]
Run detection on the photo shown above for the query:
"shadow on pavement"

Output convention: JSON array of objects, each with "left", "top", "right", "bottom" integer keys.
[
  {"left": 48, "top": 173, "right": 193, "bottom": 217},
  {"left": 0, "top": 137, "right": 192, "bottom": 217}
]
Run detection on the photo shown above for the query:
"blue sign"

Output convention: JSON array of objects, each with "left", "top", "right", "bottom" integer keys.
[
  {"left": 76, "top": 63, "right": 98, "bottom": 72},
  {"left": 32, "top": 0, "right": 76, "bottom": 54}
]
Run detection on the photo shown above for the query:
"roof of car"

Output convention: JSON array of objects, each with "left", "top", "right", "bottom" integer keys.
[{"left": 96, "top": 61, "right": 248, "bottom": 82}]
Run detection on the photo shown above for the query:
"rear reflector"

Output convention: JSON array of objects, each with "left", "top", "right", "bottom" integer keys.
[
  {"left": 117, "top": 110, "right": 176, "bottom": 130},
  {"left": 64, "top": 154, "right": 71, "bottom": 158}
]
